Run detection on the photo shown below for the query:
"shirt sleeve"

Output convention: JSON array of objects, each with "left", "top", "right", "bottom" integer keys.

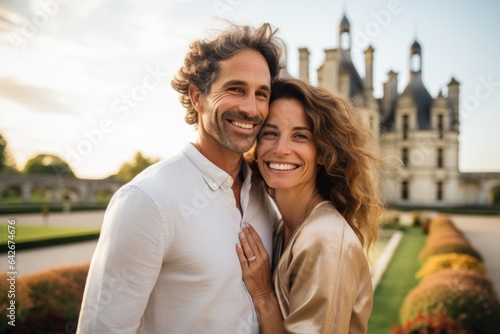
[
  {"left": 283, "top": 217, "right": 372, "bottom": 334},
  {"left": 77, "top": 185, "right": 170, "bottom": 333}
]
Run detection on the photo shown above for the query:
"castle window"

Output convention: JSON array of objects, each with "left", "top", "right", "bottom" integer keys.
[
  {"left": 369, "top": 116, "right": 374, "bottom": 131},
  {"left": 437, "top": 114, "right": 444, "bottom": 139},
  {"left": 401, "top": 180, "right": 409, "bottom": 200},
  {"left": 402, "top": 148, "right": 409, "bottom": 167},
  {"left": 436, "top": 181, "right": 444, "bottom": 200},
  {"left": 402, "top": 115, "right": 409, "bottom": 140},
  {"left": 437, "top": 148, "right": 444, "bottom": 168}
]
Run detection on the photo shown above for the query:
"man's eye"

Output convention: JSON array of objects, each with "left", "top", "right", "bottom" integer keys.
[{"left": 256, "top": 91, "right": 268, "bottom": 99}]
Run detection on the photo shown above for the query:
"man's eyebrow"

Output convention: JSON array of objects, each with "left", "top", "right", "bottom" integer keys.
[{"left": 222, "top": 80, "right": 271, "bottom": 92}]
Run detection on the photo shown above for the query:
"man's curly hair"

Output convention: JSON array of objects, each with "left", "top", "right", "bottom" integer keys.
[{"left": 171, "top": 22, "right": 284, "bottom": 126}]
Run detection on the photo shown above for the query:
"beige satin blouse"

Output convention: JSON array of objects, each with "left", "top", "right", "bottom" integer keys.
[{"left": 272, "top": 201, "right": 373, "bottom": 334}]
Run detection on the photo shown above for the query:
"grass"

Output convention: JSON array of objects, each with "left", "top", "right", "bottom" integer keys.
[
  {"left": 0, "top": 224, "right": 100, "bottom": 251},
  {"left": 368, "top": 226, "right": 427, "bottom": 334}
]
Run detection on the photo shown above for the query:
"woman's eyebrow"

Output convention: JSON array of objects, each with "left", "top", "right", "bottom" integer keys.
[{"left": 262, "top": 123, "right": 278, "bottom": 129}]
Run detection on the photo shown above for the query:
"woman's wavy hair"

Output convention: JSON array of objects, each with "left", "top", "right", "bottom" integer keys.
[
  {"left": 171, "top": 22, "right": 284, "bottom": 127},
  {"left": 253, "top": 77, "right": 384, "bottom": 249}
]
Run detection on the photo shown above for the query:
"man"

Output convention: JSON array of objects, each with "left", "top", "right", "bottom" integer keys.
[{"left": 77, "top": 22, "right": 283, "bottom": 333}]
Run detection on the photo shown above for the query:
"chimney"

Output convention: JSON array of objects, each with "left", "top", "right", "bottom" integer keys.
[
  {"left": 383, "top": 70, "right": 398, "bottom": 113},
  {"left": 298, "top": 47, "right": 310, "bottom": 82},
  {"left": 364, "top": 45, "right": 374, "bottom": 92}
]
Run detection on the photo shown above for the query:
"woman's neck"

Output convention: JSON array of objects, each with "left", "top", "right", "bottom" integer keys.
[{"left": 275, "top": 188, "right": 322, "bottom": 246}]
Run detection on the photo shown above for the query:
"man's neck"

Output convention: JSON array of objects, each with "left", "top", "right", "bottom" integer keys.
[{"left": 193, "top": 138, "right": 243, "bottom": 182}]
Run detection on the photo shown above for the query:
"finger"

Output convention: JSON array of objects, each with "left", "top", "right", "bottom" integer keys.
[
  {"left": 238, "top": 230, "right": 255, "bottom": 261},
  {"left": 235, "top": 243, "right": 250, "bottom": 271},
  {"left": 243, "top": 223, "right": 266, "bottom": 257}
]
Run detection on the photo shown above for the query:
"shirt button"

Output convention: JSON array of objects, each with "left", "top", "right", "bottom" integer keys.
[
  {"left": 224, "top": 177, "right": 233, "bottom": 187},
  {"left": 230, "top": 198, "right": 236, "bottom": 205}
]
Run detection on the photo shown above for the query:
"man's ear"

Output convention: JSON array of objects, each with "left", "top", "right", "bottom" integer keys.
[{"left": 188, "top": 84, "right": 204, "bottom": 113}]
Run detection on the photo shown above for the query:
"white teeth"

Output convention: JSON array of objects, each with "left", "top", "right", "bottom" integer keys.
[
  {"left": 231, "top": 121, "right": 253, "bottom": 129},
  {"left": 269, "top": 163, "right": 297, "bottom": 171}
]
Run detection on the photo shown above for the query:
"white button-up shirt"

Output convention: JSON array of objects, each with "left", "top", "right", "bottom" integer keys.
[{"left": 78, "top": 143, "right": 278, "bottom": 333}]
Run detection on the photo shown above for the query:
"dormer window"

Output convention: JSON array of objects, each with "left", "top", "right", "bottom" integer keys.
[
  {"left": 402, "top": 115, "right": 409, "bottom": 140},
  {"left": 437, "top": 114, "right": 444, "bottom": 139}
]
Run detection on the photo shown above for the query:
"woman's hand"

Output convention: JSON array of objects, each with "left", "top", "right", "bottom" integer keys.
[
  {"left": 236, "top": 223, "right": 274, "bottom": 301},
  {"left": 236, "top": 223, "right": 286, "bottom": 334}
]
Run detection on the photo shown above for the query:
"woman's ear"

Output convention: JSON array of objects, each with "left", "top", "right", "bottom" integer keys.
[
  {"left": 317, "top": 155, "right": 325, "bottom": 166},
  {"left": 188, "top": 84, "right": 204, "bottom": 114}
]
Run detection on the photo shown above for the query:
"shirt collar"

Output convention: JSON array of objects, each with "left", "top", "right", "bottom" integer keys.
[{"left": 182, "top": 143, "right": 251, "bottom": 190}]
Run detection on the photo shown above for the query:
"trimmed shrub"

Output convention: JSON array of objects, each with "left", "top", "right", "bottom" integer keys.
[
  {"left": 0, "top": 262, "right": 91, "bottom": 332},
  {"left": 421, "top": 269, "right": 496, "bottom": 295},
  {"left": 427, "top": 214, "right": 455, "bottom": 234},
  {"left": 22, "top": 262, "right": 89, "bottom": 320},
  {"left": 0, "top": 273, "right": 33, "bottom": 332},
  {"left": 420, "top": 234, "right": 470, "bottom": 258},
  {"left": 400, "top": 270, "right": 500, "bottom": 333},
  {"left": 416, "top": 253, "right": 486, "bottom": 279},
  {"left": 419, "top": 243, "right": 483, "bottom": 263},
  {"left": 391, "top": 311, "right": 475, "bottom": 334}
]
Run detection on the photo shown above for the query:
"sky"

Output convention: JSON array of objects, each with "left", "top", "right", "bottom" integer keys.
[{"left": 0, "top": 0, "right": 499, "bottom": 179}]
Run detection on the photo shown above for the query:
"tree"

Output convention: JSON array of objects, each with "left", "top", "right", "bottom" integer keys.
[
  {"left": 0, "top": 133, "right": 19, "bottom": 174},
  {"left": 492, "top": 185, "right": 500, "bottom": 205},
  {"left": 114, "top": 152, "right": 159, "bottom": 181},
  {"left": 23, "top": 154, "right": 75, "bottom": 177}
]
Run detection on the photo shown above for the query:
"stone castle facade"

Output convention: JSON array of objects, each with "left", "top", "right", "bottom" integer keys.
[{"left": 292, "top": 15, "right": 500, "bottom": 207}]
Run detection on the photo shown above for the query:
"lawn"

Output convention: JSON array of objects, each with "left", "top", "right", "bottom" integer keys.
[
  {"left": 0, "top": 224, "right": 100, "bottom": 251},
  {"left": 368, "top": 227, "right": 426, "bottom": 333}
]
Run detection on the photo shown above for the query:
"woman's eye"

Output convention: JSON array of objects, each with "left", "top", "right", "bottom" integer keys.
[
  {"left": 260, "top": 131, "right": 277, "bottom": 139},
  {"left": 295, "top": 133, "right": 309, "bottom": 140}
]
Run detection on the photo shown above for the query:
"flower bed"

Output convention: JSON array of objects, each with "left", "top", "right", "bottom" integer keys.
[{"left": 392, "top": 214, "right": 500, "bottom": 333}]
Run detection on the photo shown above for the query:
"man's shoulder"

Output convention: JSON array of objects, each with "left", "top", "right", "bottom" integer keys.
[{"left": 123, "top": 150, "right": 194, "bottom": 192}]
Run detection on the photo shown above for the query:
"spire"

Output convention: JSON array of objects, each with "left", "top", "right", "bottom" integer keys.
[{"left": 339, "top": 14, "right": 350, "bottom": 33}]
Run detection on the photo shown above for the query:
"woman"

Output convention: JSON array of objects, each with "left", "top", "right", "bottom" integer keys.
[{"left": 235, "top": 77, "right": 384, "bottom": 333}]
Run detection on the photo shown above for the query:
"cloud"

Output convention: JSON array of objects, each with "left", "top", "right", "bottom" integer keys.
[
  {"left": 0, "top": 2, "right": 27, "bottom": 39},
  {"left": 0, "top": 77, "right": 76, "bottom": 114}
]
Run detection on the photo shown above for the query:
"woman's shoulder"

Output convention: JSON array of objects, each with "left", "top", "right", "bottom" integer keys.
[
  {"left": 303, "top": 202, "right": 345, "bottom": 231},
  {"left": 298, "top": 202, "right": 361, "bottom": 247}
]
